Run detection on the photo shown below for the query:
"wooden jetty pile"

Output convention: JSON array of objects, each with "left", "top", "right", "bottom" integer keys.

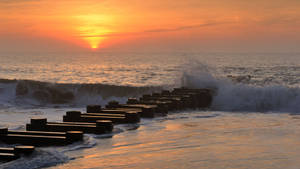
[
  {"left": 63, "top": 110, "right": 140, "bottom": 124},
  {"left": 0, "top": 127, "right": 83, "bottom": 146},
  {"left": 0, "top": 87, "right": 213, "bottom": 162},
  {"left": 27, "top": 117, "right": 113, "bottom": 134},
  {"left": 0, "top": 145, "right": 34, "bottom": 162}
]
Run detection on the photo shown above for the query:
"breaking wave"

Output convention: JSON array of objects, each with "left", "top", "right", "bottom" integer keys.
[
  {"left": 180, "top": 63, "right": 300, "bottom": 113},
  {"left": 0, "top": 79, "right": 162, "bottom": 107},
  {"left": 2, "top": 60, "right": 300, "bottom": 113}
]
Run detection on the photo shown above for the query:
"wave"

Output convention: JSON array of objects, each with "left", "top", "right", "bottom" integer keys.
[
  {"left": 180, "top": 64, "right": 300, "bottom": 113},
  {"left": 0, "top": 79, "right": 162, "bottom": 107},
  {"left": 2, "top": 60, "right": 300, "bottom": 114}
]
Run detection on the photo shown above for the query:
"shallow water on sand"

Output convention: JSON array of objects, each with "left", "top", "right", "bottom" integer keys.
[{"left": 41, "top": 111, "right": 300, "bottom": 169}]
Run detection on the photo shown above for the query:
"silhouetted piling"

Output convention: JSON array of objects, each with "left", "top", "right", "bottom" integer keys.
[
  {"left": 0, "top": 145, "right": 34, "bottom": 161},
  {"left": 172, "top": 87, "right": 213, "bottom": 108},
  {"left": 27, "top": 117, "right": 110, "bottom": 134},
  {"left": 0, "top": 127, "right": 83, "bottom": 146},
  {"left": 63, "top": 111, "right": 140, "bottom": 123},
  {"left": 103, "top": 101, "right": 158, "bottom": 118},
  {"left": 87, "top": 105, "right": 102, "bottom": 113}
]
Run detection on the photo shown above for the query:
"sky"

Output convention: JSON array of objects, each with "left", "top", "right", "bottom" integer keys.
[{"left": 0, "top": 0, "right": 300, "bottom": 52}]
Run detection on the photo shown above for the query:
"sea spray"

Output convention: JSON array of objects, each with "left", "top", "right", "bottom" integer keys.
[{"left": 180, "top": 64, "right": 300, "bottom": 113}]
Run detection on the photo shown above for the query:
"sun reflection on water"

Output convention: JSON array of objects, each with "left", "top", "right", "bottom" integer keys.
[{"left": 50, "top": 112, "right": 300, "bottom": 169}]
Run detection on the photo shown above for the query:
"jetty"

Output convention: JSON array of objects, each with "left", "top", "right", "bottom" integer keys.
[{"left": 0, "top": 87, "right": 213, "bottom": 162}]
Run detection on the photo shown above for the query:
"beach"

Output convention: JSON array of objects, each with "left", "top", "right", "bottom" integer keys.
[{"left": 1, "top": 52, "right": 300, "bottom": 168}]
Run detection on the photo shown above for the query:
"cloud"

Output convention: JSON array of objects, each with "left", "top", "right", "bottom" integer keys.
[
  {"left": 144, "top": 22, "right": 231, "bottom": 33},
  {"left": 78, "top": 21, "right": 231, "bottom": 38}
]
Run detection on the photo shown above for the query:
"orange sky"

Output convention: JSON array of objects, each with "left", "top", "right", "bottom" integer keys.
[{"left": 0, "top": 0, "right": 300, "bottom": 52}]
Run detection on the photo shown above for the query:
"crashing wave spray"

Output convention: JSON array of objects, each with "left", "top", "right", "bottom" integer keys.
[{"left": 179, "top": 62, "right": 300, "bottom": 113}]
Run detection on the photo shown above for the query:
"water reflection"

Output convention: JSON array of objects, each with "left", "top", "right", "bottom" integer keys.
[{"left": 47, "top": 112, "right": 300, "bottom": 169}]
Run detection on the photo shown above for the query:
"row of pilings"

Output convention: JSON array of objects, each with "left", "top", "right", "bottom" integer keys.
[{"left": 0, "top": 87, "right": 213, "bottom": 162}]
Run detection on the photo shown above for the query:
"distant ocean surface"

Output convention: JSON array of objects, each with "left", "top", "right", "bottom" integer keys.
[{"left": 1, "top": 52, "right": 300, "bottom": 169}]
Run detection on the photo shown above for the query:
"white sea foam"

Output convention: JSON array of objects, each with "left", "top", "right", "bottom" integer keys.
[
  {"left": 180, "top": 63, "right": 300, "bottom": 113},
  {"left": 1, "top": 149, "right": 70, "bottom": 169}
]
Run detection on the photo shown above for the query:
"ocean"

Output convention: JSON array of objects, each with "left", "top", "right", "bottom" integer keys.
[{"left": 1, "top": 52, "right": 300, "bottom": 169}]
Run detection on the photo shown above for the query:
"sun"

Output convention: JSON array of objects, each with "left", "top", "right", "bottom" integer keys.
[
  {"left": 84, "top": 37, "right": 104, "bottom": 49},
  {"left": 75, "top": 14, "right": 113, "bottom": 49}
]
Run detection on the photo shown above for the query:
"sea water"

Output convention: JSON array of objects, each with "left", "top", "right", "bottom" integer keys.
[{"left": 1, "top": 52, "right": 300, "bottom": 169}]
